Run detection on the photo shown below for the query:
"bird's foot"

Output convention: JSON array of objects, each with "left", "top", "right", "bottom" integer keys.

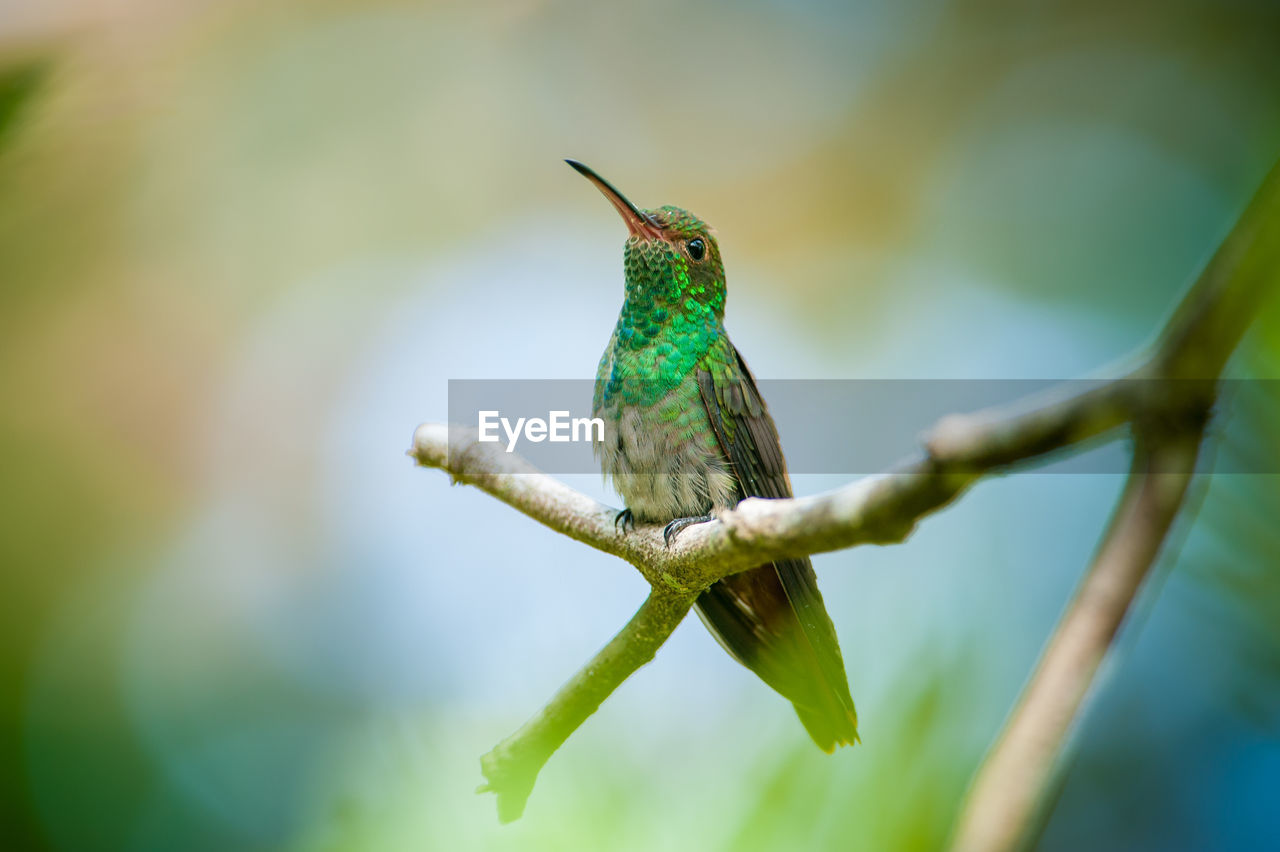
[
  {"left": 662, "top": 514, "right": 714, "bottom": 547},
  {"left": 614, "top": 508, "right": 635, "bottom": 534}
]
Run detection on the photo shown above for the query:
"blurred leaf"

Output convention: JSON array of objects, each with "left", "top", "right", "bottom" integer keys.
[{"left": 0, "top": 56, "right": 49, "bottom": 153}]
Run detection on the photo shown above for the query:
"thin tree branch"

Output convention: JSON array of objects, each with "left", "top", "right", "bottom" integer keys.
[
  {"left": 947, "top": 159, "right": 1280, "bottom": 851},
  {"left": 412, "top": 376, "right": 1136, "bottom": 595},
  {"left": 949, "top": 427, "right": 1205, "bottom": 852},
  {"left": 477, "top": 589, "right": 696, "bottom": 822},
  {"left": 408, "top": 157, "right": 1279, "bottom": 825}
]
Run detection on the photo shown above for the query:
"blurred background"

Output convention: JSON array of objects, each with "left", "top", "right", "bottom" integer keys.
[{"left": 2, "top": 0, "right": 1279, "bottom": 849}]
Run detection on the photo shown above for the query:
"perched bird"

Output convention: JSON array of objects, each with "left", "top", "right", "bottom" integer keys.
[{"left": 569, "top": 159, "right": 858, "bottom": 751}]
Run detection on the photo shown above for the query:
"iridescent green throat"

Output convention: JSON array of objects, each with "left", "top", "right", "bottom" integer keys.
[{"left": 599, "top": 206, "right": 727, "bottom": 408}]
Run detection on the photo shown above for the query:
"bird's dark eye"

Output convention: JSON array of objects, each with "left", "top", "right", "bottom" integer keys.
[{"left": 687, "top": 238, "right": 706, "bottom": 261}]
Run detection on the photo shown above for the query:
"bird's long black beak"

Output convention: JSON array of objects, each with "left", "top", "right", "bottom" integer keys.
[{"left": 565, "top": 159, "right": 662, "bottom": 241}]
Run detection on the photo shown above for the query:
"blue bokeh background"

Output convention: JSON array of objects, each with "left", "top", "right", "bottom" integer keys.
[{"left": 2, "top": 1, "right": 1278, "bottom": 848}]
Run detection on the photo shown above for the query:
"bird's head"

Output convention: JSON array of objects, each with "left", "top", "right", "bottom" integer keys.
[{"left": 567, "top": 160, "right": 725, "bottom": 319}]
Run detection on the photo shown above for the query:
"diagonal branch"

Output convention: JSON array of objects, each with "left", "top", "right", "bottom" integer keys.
[
  {"left": 947, "top": 158, "right": 1280, "bottom": 852},
  {"left": 412, "top": 376, "right": 1137, "bottom": 595},
  {"left": 477, "top": 589, "right": 697, "bottom": 822},
  {"left": 412, "top": 376, "right": 1164, "bottom": 593},
  {"left": 409, "top": 157, "right": 1279, "bottom": 826},
  {"left": 949, "top": 425, "right": 1206, "bottom": 852}
]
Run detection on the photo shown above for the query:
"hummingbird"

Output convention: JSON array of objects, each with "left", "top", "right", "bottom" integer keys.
[{"left": 568, "top": 159, "right": 859, "bottom": 751}]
